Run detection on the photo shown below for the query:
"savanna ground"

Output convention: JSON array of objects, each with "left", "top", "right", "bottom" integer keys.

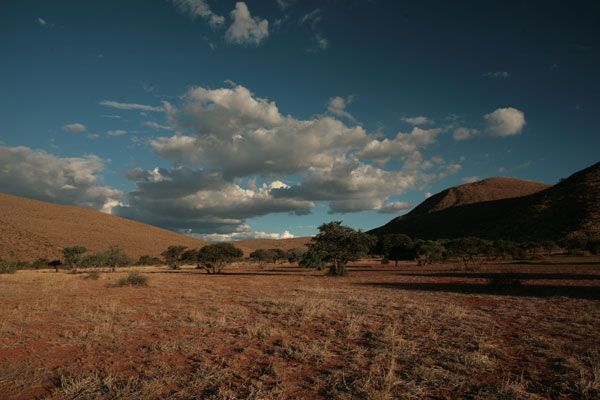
[{"left": 1, "top": 256, "right": 599, "bottom": 399}]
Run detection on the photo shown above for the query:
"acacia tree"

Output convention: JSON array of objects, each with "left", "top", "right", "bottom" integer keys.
[
  {"left": 104, "top": 245, "right": 130, "bottom": 272},
  {"left": 62, "top": 246, "right": 87, "bottom": 272},
  {"left": 196, "top": 243, "right": 243, "bottom": 274},
  {"left": 309, "top": 221, "right": 374, "bottom": 276},
  {"left": 374, "top": 234, "right": 414, "bottom": 266},
  {"left": 161, "top": 245, "right": 187, "bottom": 270}
]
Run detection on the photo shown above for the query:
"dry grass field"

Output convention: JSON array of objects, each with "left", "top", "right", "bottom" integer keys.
[{"left": 1, "top": 257, "right": 599, "bottom": 399}]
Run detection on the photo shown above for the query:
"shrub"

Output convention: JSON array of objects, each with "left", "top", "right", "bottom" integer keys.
[
  {"left": 0, "top": 261, "right": 17, "bottom": 274},
  {"left": 161, "top": 245, "right": 187, "bottom": 270},
  {"left": 116, "top": 273, "right": 148, "bottom": 287},
  {"left": 299, "top": 250, "right": 325, "bottom": 270},
  {"left": 80, "top": 252, "right": 108, "bottom": 269},
  {"left": 104, "top": 245, "right": 130, "bottom": 272},
  {"left": 62, "top": 246, "right": 87, "bottom": 271},
  {"left": 30, "top": 258, "right": 50, "bottom": 269},
  {"left": 135, "top": 255, "right": 163, "bottom": 266},
  {"left": 83, "top": 271, "right": 101, "bottom": 280},
  {"left": 286, "top": 248, "right": 305, "bottom": 264},
  {"left": 48, "top": 259, "right": 62, "bottom": 272},
  {"left": 380, "top": 258, "right": 390, "bottom": 265}
]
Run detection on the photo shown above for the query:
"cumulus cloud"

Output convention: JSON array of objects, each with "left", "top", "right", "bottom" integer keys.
[
  {"left": 225, "top": 2, "right": 269, "bottom": 45},
  {"left": 152, "top": 84, "right": 367, "bottom": 178},
  {"left": 402, "top": 116, "right": 434, "bottom": 126},
  {"left": 113, "top": 166, "right": 313, "bottom": 234},
  {"left": 453, "top": 127, "right": 478, "bottom": 141},
  {"left": 63, "top": 123, "right": 87, "bottom": 133},
  {"left": 377, "top": 201, "right": 411, "bottom": 214},
  {"left": 171, "top": 0, "right": 225, "bottom": 27},
  {"left": 484, "top": 107, "right": 526, "bottom": 136},
  {"left": 327, "top": 96, "right": 355, "bottom": 122},
  {"left": 0, "top": 145, "right": 122, "bottom": 212},
  {"left": 99, "top": 100, "right": 163, "bottom": 112},
  {"left": 198, "top": 229, "right": 295, "bottom": 242},
  {"left": 357, "top": 127, "right": 443, "bottom": 165},
  {"left": 272, "top": 157, "right": 460, "bottom": 213}
]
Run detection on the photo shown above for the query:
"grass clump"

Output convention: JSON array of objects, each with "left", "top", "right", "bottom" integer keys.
[{"left": 116, "top": 272, "right": 148, "bottom": 287}]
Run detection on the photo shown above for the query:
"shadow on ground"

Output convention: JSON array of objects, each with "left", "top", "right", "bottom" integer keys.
[{"left": 358, "top": 281, "right": 600, "bottom": 300}]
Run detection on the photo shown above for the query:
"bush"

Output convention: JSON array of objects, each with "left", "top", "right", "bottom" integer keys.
[
  {"left": 0, "top": 261, "right": 17, "bottom": 274},
  {"left": 83, "top": 271, "right": 101, "bottom": 280},
  {"left": 30, "top": 258, "right": 50, "bottom": 269},
  {"left": 161, "top": 245, "right": 187, "bottom": 270},
  {"left": 380, "top": 258, "right": 390, "bottom": 265},
  {"left": 135, "top": 255, "right": 163, "bottom": 266},
  {"left": 116, "top": 273, "right": 148, "bottom": 287}
]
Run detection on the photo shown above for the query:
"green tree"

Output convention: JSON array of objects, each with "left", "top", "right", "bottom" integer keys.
[
  {"left": 309, "top": 221, "right": 374, "bottom": 276},
  {"left": 286, "top": 248, "right": 305, "bottom": 264},
  {"left": 196, "top": 243, "right": 243, "bottom": 274},
  {"left": 415, "top": 240, "right": 445, "bottom": 266},
  {"left": 62, "top": 246, "right": 87, "bottom": 272},
  {"left": 298, "top": 250, "right": 325, "bottom": 270},
  {"left": 104, "top": 245, "right": 130, "bottom": 272},
  {"left": 375, "top": 234, "right": 414, "bottom": 266},
  {"left": 161, "top": 245, "right": 187, "bottom": 269}
]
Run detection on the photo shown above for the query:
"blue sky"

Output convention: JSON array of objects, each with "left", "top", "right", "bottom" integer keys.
[{"left": 1, "top": 0, "right": 599, "bottom": 241}]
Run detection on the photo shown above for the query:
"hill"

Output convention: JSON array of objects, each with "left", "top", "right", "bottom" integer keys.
[
  {"left": 233, "top": 237, "right": 312, "bottom": 256},
  {"left": 0, "top": 192, "right": 204, "bottom": 262},
  {"left": 408, "top": 177, "right": 550, "bottom": 217},
  {"left": 371, "top": 162, "right": 600, "bottom": 241}
]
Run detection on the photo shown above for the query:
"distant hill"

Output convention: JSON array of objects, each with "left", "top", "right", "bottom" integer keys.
[
  {"left": 371, "top": 162, "right": 600, "bottom": 241},
  {"left": 233, "top": 237, "right": 312, "bottom": 256},
  {"left": 0, "top": 192, "right": 204, "bottom": 262}
]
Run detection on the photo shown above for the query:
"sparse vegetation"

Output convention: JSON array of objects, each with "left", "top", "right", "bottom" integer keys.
[
  {"left": 135, "top": 255, "right": 163, "bottom": 266},
  {"left": 0, "top": 261, "right": 17, "bottom": 274},
  {"left": 115, "top": 272, "right": 148, "bottom": 286},
  {"left": 83, "top": 271, "right": 101, "bottom": 280}
]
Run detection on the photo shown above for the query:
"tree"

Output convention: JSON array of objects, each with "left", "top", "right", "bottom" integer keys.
[
  {"left": 62, "top": 246, "right": 87, "bottom": 272},
  {"left": 309, "top": 221, "right": 375, "bottom": 276},
  {"left": 415, "top": 240, "right": 445, "bottom": 266},
  {"left": 374, "top": 234, "right": 414, "bottom": 266},
  {"left": 104, "top": 245, "right": 130, "bottom": 272},
  {"left": 299, "top": 250, "right": 325, "bottom": 270},
  {"left": 287, "top": 248, "right": 305, "bottom": 264},
  {"left": 161, "top": 245, "right": 187, "bottom": 270},
  {"left": 447, "top": 237, "right": 489, "bottom": 269},
  {"left": 196, "top": 243, "right": 243, "bottom": 274},
  {"left": 250, "top": 249, "right": 272, "bottom": 266}
]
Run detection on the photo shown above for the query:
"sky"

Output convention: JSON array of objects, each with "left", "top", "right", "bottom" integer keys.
[{"left": 0, "top": 0, "right": 599, "bottom": 241}]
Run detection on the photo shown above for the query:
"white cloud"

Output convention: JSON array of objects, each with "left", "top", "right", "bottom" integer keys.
[
  {"left": 424, "top": 192, "right": 433, "bottom": 199},
  {"left": 327, "top": 96, "right": 355, "bottom": 122},
  {"left": 99, "top": 100, "right": 163, "bottom": 112},
  {"left": 484, "top": 107, "right": 526, "bottom": 136},
  {"left": 37, "top": 17, "right": 47, "bottom": 26},
  {"left": 0, "top": 145, "right": 122, "bottom": 212},
  {"left": 152, "top": 84, "right": 367, "bottom": 178},
  {"left": 63, "top": 123, "right": 87, "bottom": 133},
  {"left": 144, "top": 121, "right": 173, "bottom": 131},
  {"left": 299, "top": 9, "right": 321, "bottom": 27},
  {"left": 113, "top": 166, "right": 313, "bottom": 234},
  {"left": 377, "top": 201, "right": 411, "bottom": 214},
  {"left": 315, "top": 34, "right": 329, "bottom": 50},
  {"left": 402, "top": 116, "right": 434, "bottom": 126},
  {"left": 171, "top": 0, "right": 225, "bottom": 27},
  {"left": 107, "top": 129, "right": 127, "bottom": 137},
  {"left": 225, "top": 2, "right": 269, "bottom": 46},
  {"left": 272, "top": 157, "right": 460, "bottom": 213},
  {"left": 461, "top": 176, "right": 479, "bottom": 183},
  {"left": 453, "top": 127, "right": 478, "bottom": 141},
  {"left": 198, "top": 229, "right": 295, "bottom": 242},
  {"left": 483, "top": 71, "right": 510, "bottom": 78},
  {"left": 275, "top": 0, "right": 296, "bottom": 10},
  {"left": 357, "top": 127, "right": 443, "bottom": 165}
]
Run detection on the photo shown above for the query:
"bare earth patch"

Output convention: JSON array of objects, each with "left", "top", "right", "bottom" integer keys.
[{"left": 1, "top": 257, "right": 599, "bottom": 399}]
